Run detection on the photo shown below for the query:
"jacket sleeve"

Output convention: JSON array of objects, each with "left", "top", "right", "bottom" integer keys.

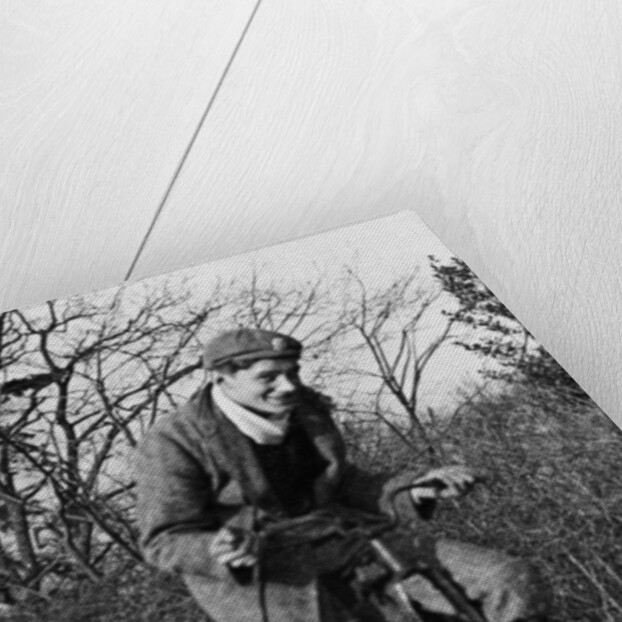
[
  {"left": 310, "top": 408, "right": 427, "bottom": 520},
  {"left": 133, "top": 421, "right": 230, "bottom": 578},
  {"left": 300, "top": 387, "right": 429, "bottom": 521},
  {"left": 336, "top": 463, "right": 431, "bottom": 521}
]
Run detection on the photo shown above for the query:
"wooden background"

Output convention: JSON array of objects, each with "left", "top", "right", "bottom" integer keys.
[{"left": 2, "top": 1, "right": 621, "bottom": 425}]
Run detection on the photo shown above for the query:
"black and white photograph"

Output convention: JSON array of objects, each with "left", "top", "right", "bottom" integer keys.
[
  {"left": 1, "top": 214, "right": 620, "bottom": 621},
  {"left": 3, "top": 2, "right": 622, "bottom": 622}
]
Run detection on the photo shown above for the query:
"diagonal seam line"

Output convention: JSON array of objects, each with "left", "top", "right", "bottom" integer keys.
[{"left": 124, "top": 0, "right": 265, "bottom": 282}]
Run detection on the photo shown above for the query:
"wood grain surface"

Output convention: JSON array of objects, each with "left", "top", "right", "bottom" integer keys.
[
  {"left": 2, "top": 1, "right": 620, "bottom": 424},
  {"left": 129, "top": 0, "right": 622, "bottom": 424},
  {"left": 0, "top": 0, "right": 257, "bottom": 309}
]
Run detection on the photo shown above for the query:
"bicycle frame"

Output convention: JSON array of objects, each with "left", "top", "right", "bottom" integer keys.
[
  {"left": 373, "top": 483, "right": 489, "bottom": 622},
  {"left": 247, "top": 483, "right": 490, "bottom": 622}
]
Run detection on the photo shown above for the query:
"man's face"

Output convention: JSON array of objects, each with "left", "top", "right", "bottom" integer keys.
[{"left": 217, "top": 358, "right": 302, "bottom": 417}]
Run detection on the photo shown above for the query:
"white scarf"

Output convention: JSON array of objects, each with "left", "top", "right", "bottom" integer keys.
[{"left": 211, "top": 384, "right": 291, "bottom": 445}]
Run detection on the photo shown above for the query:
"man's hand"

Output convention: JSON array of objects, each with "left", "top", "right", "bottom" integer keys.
[
  {"left": 209, "top": 527, "right": 257, "bottom": 569},
  {"left": 410, "top": 465, "right": 477, "bottom": 505}
]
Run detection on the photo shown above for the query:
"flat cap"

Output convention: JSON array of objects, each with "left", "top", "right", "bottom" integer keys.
[{"left": 203, "top": 328, "right": 302, "bottom": 369}]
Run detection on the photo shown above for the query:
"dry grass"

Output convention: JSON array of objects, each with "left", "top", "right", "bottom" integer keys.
[
  {"left": 358, "top": 389, "right": 622, "bottom": 622},
  {"left": 6, "top": 564, "right": 210, "bottom": 622}
]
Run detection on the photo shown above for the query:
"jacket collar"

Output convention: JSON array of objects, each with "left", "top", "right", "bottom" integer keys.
[{"left": 195, "top": 383, "right": 346, "bottom": 514}]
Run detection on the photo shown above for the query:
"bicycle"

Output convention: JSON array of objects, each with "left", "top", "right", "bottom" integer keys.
[{"left": 230, "top": 481, "right": 491, "bottom": 622}]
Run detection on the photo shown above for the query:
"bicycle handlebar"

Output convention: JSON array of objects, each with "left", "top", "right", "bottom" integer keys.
[{"left": 239, "top": 483, "right": 490, "bottom": 622}]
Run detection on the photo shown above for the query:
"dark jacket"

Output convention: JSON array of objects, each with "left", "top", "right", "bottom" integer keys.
[{"left": 133, "top": 384, "right": 417, "bottom": 622}]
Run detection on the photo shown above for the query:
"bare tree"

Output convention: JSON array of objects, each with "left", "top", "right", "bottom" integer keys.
[
  {"left": 0, "top": 282, "right": 224, "bottom": 601},
  {"left": 337, "top": 268, "right": 463, "bottom": 463}
]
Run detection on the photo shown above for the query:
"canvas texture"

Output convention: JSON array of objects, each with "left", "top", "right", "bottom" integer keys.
[{"left": 0, "top": 215, "right": 619, "bottom": 621}]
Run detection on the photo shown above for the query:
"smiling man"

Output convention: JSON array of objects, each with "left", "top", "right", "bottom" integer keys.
[{"left": 134, "top": 328, "right": 548, "bottom": 622}]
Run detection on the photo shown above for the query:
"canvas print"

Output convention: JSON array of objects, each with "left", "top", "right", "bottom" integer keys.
[{"left": 0, "top": 214, "right": 619, "bottom": 622}]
